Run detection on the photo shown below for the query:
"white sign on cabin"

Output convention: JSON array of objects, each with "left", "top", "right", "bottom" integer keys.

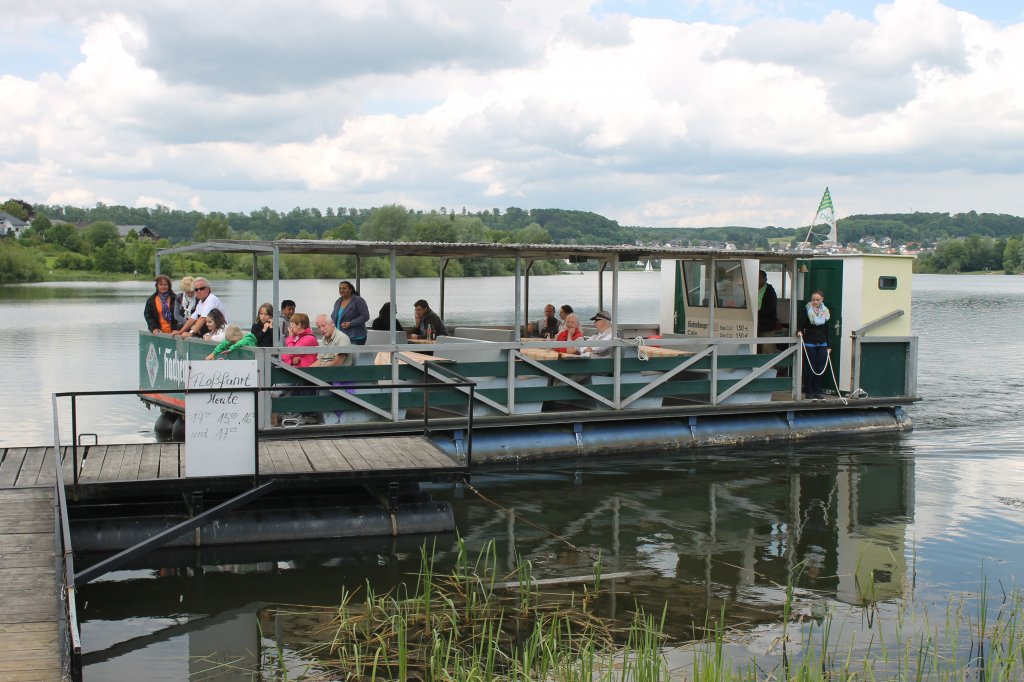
[{"left": 185, "top": 360, "right": 257, "bottom": 477}]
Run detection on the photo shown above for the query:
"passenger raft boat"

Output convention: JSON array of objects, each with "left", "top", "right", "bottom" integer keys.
[{"left": 141, "top": 240, "right": 918, "bottom": 463}]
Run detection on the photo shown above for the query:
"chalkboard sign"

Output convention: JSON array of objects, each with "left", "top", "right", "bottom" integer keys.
[{"left": 185, "top": 360, "right": 257, "bottom": 477}]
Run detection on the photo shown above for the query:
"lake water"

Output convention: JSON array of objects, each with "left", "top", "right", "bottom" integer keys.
[{"left": 2, "top": 272, "right": 1024, "bottom": 680}]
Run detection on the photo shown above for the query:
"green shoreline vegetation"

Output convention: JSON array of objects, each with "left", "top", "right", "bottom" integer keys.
[
  {"left": 3, "top": 198, "right": 1024, "bottom": 284},
  {"left": 235, "top": 539, "right": 1024, "bottom": 681}
]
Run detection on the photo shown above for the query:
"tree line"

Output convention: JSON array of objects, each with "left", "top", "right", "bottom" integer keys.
[{"left": 3, "top": 198, "right": 1024, "bottom": 283}]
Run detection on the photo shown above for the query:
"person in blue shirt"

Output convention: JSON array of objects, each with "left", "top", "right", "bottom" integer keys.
[{"left": 330, "top": 281, "right": 370, "bottom": 345}]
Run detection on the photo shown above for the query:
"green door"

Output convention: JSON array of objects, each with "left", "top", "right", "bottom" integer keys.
[{"left": 801, "top": 259, "right": 843, "bottom": 393}]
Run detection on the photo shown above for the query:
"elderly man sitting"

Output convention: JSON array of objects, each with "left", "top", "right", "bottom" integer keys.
[
  {"left": 579, "top": 310, "right": 615, "bottom": 358},
  {"left": 313, "top": 314, "right": 352, "bottom": 367}
]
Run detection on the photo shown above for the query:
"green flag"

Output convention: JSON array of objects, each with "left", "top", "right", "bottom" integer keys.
[{"left": 817, "top": 187, "right": 833, "bottom": 213}]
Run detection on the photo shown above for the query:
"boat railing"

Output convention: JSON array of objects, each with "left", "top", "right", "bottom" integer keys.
[
  {"left": 140, "top": 330, "right": 917, "bottom": 426},
  {"left": 49, "top": 395, "right": 82, "bottom": 681},
  {"left": 251, "top": 334, "right": 804, "bottom": 418}
]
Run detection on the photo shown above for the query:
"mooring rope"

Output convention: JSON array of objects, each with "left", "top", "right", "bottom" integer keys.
[
  {"left": 622, "top": 336, "right": 649, "bottom": 361},
  {"left": 464, "top": 481, "right": 599, "bottom": 561},
  {"left": 799, "top": 342, "right": 854, "bottom": 405}
]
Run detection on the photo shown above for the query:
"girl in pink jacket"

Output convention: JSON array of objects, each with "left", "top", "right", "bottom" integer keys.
[{"left": 282, "top": 313, "right": 319, "bottom": 368}]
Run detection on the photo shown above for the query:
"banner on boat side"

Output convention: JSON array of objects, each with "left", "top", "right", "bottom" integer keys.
[{"left": 185, "top": 360, "right": 257, "bottom": 477}]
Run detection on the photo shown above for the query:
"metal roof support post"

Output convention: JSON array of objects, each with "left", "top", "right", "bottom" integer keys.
[
  {"left": 523, "top": 260, "right": 533, "bottom": 330},
  {"left": 390, "top": 249, "right": 399, "bottom": 419},
  {"left": 510, "top": 255, "right": 522, "bottom": 414},
  {"left": 154, "top": 253, "right": 161, "bottom": 276},
  {"left": 611, "top": 254, "right": 621, "bottom": 408},
  {"left": 790, "top": 259, "right": 801, "bottom": 400},
  {"left": 439, "top": 258, "right": 449, "bottom": 321},
  {"left": 514, "top": 255, "right": 522, "bottom": 342},
  {"left": 355, "top": 255, "right": 361, "bottom": 294},
  {"left": 598, "top": 261, "right": 607, "bottom": 312},
  {"left": 708, "top": 258, "right": 716, "bottom": 338},
  {"left": 251, "top": 253, "right": 259, "bottom": 321},
  {"left": 272, "top": 247, "right": 281, "bottom": 347}
]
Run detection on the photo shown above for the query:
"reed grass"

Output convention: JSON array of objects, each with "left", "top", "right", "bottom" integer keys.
[{"left": 260, "top": 543, "right": 1024, "bottom": 682}]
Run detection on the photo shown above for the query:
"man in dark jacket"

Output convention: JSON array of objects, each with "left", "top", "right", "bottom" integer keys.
[
  {"left": 410, "top": 299, "right": 447, "bottom": 339},
  {"left": 757, "top": 270, "right": 779, "bottom": 335}
]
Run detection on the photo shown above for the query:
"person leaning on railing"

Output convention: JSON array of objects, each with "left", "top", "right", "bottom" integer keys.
[
  {"left": 172, "top": 277, "right": 227, "bottom": 338},
  {"left": 205, "top": 325, "right": 256, "bottom": 360}
]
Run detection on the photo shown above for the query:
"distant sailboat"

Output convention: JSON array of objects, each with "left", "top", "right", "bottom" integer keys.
[{"left": 644, "top": 260, "right": 653, "bottom": 272}]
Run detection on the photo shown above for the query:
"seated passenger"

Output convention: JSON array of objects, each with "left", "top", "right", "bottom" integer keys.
[
  {"left": 251, "top": 303, "right": 275, "bottom": 347},
  {"left": 205, "top": 325, "right": 257, "bottom": 360},
  {"left": 558, "top": 304, "right": 574, "bottom": 332},
  {"left": 410, "top": 299, "right": 447, "bottom": 339},
  {"left": 534, "top": 304, "right": 558, "bottom": 338},
  {"left": 578, "top": 310, "right": 615, "bottom": 357},
  {"left": 278, "top": 299, "right": 296, "bottom": 342},
  {"left": 555, "top": 313, "right": 583, "bottom": 353},
  {"left": 312, "top": 314, "right": 353, "bottom": 367},
  {"left": 282, "top": 313, "right": 319, "bottom": 368},
  {"left": 370, "top": 302, "right": 404, "bottom": 332},
  {"left": 202, "top": 308, "right": 228, "bottom": 342},
  {"left": 144, "top": 275, "right": 179, "bottom": 334}
]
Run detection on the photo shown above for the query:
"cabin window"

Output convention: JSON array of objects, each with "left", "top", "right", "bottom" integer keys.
[
  {"left": 714, "top": 260, "right": 747, "bottom": 309},
  {"left": 878, "top": 276, "right": 898, "bottom": 290},
  {"left": 682, "top": 261, "right": 708, "bottom": 307}
]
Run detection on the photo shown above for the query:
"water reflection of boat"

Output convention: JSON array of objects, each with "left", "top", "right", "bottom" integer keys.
[
  {"left": 143, "top": 240, "right": 919, "bottom": 463},
  {"left": 78, "top": 451, "right": 912, "bottom": 676}
]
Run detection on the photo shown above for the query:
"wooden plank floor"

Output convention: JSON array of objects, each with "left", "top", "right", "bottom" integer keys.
[
  {"left": 0, "top": 436, "right": 459, "bottom": 488},
  {"left": 0, "top": 486, "right": 63, "bottom": 681}
]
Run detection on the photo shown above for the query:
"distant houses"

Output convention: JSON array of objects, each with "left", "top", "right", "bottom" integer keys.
[
  {"left": 0, "top": 211, "right": 28, "bottom": 238},
  {"left": 50, "top": 220, "right": 160, "bottom": 241}
]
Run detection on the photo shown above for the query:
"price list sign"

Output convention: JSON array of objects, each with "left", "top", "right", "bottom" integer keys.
[{"left": 185, "top": 360, "right": 257, "bottom": 477}]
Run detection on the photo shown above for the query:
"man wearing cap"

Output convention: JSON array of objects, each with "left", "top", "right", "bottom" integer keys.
[{"left": 579, "top": 310, "right": 615, "bottom": 357}]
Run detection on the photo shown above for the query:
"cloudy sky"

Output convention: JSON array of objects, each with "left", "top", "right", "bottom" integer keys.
[{"left": 2, "top": 0, "right": 1022, "bottom": 228}]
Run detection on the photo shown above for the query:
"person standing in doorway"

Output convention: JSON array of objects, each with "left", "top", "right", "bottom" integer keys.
[{"left": 797, "top": 290, "right": 830, "bottom": 400}]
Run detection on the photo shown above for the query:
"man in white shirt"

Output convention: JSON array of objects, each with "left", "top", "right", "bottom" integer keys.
[
  {"left": 313, "top": 314, "right": 352, "bottom": 366},
  {"left": 173, "top": 277, "right": 227, "bottom": 338},
  {"left": 579, "top": 310, "right": 615, "bottom": 357}
]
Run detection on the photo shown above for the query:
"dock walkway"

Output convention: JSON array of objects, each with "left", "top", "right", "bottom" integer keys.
[
  {"left": 0, "top": 483, "right": 63, "bottom": 682},
  {"left": 0, "top": 436, "right": 466, "bottom": 498}
]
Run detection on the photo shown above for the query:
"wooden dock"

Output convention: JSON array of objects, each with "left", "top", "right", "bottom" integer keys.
[
  {"left": 0, "top": 436, "right": 466, "bottom": 498},
  {"left": 0, "top": 485, "right": 63, "bottom": 682}
]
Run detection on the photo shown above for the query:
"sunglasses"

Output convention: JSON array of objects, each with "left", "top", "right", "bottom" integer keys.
[{"left": 195, "top": 286, "right": 209, "bottom": 291}]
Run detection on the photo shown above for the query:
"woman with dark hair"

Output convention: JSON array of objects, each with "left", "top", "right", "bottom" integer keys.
[
  {"left": 251, "top": 303, "right": 275, "bottom": 347},
  {"left": 370, "top": 302, "right": 403, "bottom": 332},
  {"left": 331, "top": 280, "right": 370, "bottom": 345},
  {"left": 144, "top": 275, "right": 179, "bottom": 334},
  {"left": 558, "top": 304, "right": 574, "bottom": 332}
]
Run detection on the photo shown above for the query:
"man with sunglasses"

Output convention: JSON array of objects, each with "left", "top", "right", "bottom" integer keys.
[{"left": 173, "top": 277, "right": 227, "bottom": 338}]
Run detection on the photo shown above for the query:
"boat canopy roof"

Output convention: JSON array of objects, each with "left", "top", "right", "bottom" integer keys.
[{"left": 156, "top": 238, "right": 805, "bottom": 263}]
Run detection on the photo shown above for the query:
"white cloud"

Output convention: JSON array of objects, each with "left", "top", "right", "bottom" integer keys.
[{"left": 2, "top": 0, "right": 1024, "bottom": 226}]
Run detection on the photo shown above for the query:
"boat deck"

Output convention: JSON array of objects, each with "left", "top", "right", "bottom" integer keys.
[{"left": 0, "top": 485, "right": 63, "bottom": 682}]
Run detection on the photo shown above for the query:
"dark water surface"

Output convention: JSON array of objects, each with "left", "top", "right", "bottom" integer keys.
[{"left": 3, "top": 273, "right": 1024, "bottom": 680}]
